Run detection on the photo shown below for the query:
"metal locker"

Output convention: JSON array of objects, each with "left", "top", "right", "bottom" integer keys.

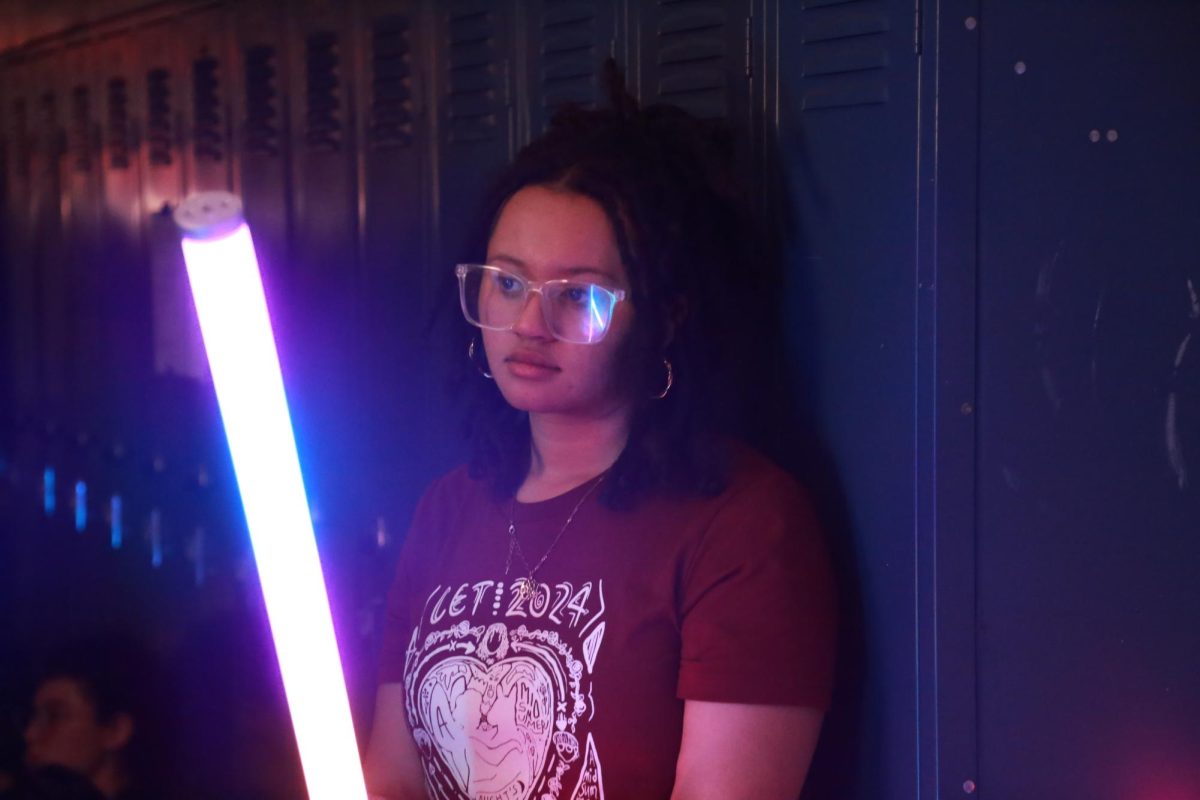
[
  {"left": 179, "top": 6, "right": 237, "bottom": 196},
  {"left": 519, "top": 0, "right": 618, "bottom": 138},
  {"left": 1, "top": 57, "right": 39, "bottom": 417},
  {"left": 26, "top": 54, "right": 71, "bottom": 421},
  {"left": 356, "top": 0, "right": 441, "bottom": 519},
  {"left": 632, "top": 0, "right": 752, "bottom": 124},
  {"left": 94, "top": 33, "right": 154, "bottom": 453},
  {"left": 284, "top": 0, "right": 365, "bottom": 529},
  {"left": 431, "top": 0, "right": 516, "bottom": 270},
  {"left": 776, "top": 2, "right": 933, "bottom": 798},
  {"left": 974, "top": 2, "right": 1200, "bottom": 797},
  {"left": 232, "top": 0, "right": 293, "bottom": 298}
]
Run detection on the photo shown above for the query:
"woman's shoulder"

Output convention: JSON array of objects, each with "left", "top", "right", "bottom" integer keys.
[
  {"left": 423, "top": 461, "right": 476, "bottom": 493},
  {"left": 679, "top": 439, "right": 824, "bottom": 546},
  {"left": 414, "top": 462, "right": 491, "bottom": 516},
  {"left": 398, "top": 464, "right": 492, "bottom": 559},
  {"left": 635, "top": 439, "right": 812, "bottom": 533},
  {"left": 720, "top": 439, "right": 809, "bottom": 504}
]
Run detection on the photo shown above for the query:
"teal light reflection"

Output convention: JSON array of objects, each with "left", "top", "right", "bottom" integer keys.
[
  {"left": 43, "top": 467, "right": 56, "bottom": 516},
  {"left": 74, "top": 481, "right": 87, "bottom": 532},
  {"left": 110, "top": 495, "right": 123, "bottom": 548}
]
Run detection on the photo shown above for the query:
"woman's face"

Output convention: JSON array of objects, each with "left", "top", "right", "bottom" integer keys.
[{"left": 481, "top": 185, "right": 637, "bottom": 420}]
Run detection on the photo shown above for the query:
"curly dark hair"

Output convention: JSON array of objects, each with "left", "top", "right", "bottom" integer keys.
[{"left": 453, "top": 60, "right": 764, "bottom": 509}]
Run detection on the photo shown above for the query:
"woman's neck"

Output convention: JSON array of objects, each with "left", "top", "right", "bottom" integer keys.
[{"left": 519, "top": 408, "right": 631, "bottom": 502}]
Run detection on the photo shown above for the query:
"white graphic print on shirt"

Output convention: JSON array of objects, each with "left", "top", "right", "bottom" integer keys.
[{"left": 403, "top": 578, "right": 607, "bottom": 800}]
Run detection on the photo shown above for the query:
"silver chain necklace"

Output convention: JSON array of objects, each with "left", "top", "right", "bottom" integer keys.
[{"left": 505, "top": 474, "right": 605, "bottom": 600}]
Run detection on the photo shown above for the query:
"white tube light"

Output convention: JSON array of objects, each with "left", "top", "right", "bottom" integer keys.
[{"left": 176, "top": 192, "right": 367, "bottom": 800}]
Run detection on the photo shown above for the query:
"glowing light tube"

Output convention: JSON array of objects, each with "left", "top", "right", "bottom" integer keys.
[{"left": 176, "top": 192, "right": 367, "bottom": 800}]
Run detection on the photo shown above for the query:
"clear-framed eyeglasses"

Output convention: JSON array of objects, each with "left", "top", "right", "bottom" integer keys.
[{"left": 455, "top": 263, "right": 628, "bottom": 345}]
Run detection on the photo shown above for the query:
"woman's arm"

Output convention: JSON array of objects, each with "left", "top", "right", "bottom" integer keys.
[
  {"left": 363, "top": 683, "right": 428, "bottom": 800},
  {"left": 670, "top": 700, "right": 824, "bottom": 800}
]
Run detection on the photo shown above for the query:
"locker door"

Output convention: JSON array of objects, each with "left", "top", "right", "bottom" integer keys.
[
  {"left": 431, "top": 0, "right": 515, "bottom": 270},
  {"left": 95, "top": 33, "right": 153, "bottom": 448},
  {"left": 975, "top": 3, "right": 1200, "bottom": 797},
  {"left": 0, "top": 76, "right": 8, "bottom": 418},
  {"left": 356, "top": 0, "right": 438, "bottom": 515},
  {"left": 288, "top": 1, "right": 360, "bottom": 295},
  {"left": 180, "top": 6, "right": 237, "bottom": 195},
  {"left": 1, "top": 60, "right": 38, "bottom": 416},
  {"left": 58, "top": 44, "right": 109, "bottom": 436},
  {"left": 135, "top": 18, "right": 208, "bottom": 393},
  {"left": 418, "top": 0, "right": 518, "bottom": 484},
  {"left": 27, "top": 55, "right": 70, "bottom": 419},
  {"left": 775, "top": 2, "right": 927, "bottom": 799},
  {"left": 286, "top": 1, "right": 363, "bottom": 524},
  {"left": 133, "top": 19, "right": 218, "bottom": 513},
  {"left": 632, "top": 0, "right": 751, "bottom": 124},
  {"left": 520, "top": 0, "right": 617, "bottom": 137},
  {"left": 137, "top": 21, "right": 187, "bottom": 220},
  {"left": 232, "top": 0, "right": 293, "bottom": 303}
]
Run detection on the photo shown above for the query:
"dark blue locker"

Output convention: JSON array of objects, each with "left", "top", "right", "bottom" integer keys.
[
  {"left": 432, "top": 0, "right": 516, "bottom": 268},
  {"left": 633, "top": 0, "right": 752, "bottom": 124},
  {"left": 27, "top": 55, "right": 71, "bottom": 420},
  {"left": 95, "top": 32, "right": 155, "bottom": 450},
  {"left": 180, "top": 7, "right": 236, "bottom": 195},
  {"left": 233, "top": 0, "right": 293, "bottom": 331},
  {"left": 520, "top": 0, "right": 618, "bottom": 137},
  {"left": 975, "top": 2, "right": 1200, "bottom": 797},
  {"left": 285, "top": 1, "right": 364, "bottom": 527},
  {"left": 58, "top": 44, "right": 111, "bottom": 437},
  {"left": 1, "top": 58, "right": 38, "bottom": 416},
  {"left": 775, "top": 1, "right": 946, "bottom": 798},
  {"left": 356, "top": 0, "right": 441, "bottom": 516}
]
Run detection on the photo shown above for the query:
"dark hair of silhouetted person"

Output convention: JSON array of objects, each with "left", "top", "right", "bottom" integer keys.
[{"left": 33, "top": 635, "right": 167, "bottom": 797}]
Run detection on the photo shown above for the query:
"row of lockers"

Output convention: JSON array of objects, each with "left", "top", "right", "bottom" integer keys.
[
  {"left": 1, "top": 0, "right": 825, "bottom": 516},
  {"left": 0, "top": 0, "right": 897, "bottom": 544},
  {"left": 0, "top": 0, "right": 772, "bottom": 429}
]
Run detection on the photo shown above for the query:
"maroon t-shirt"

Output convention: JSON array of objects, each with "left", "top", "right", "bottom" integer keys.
[{"left": 378, "top": 445, "right": 836, "bottom": 799}]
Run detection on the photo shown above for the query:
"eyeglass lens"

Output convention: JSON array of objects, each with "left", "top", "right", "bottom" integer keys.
[{"left": 459, "top": 266, "right": 618, "bottom": 344}]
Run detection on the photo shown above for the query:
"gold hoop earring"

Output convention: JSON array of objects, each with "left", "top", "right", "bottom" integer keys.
[
  {"left": 468, "top": 338, "right": 493, "bottom": 379},
  {"left": 653, "top": 359, "right": 673, "bottom": 400}
]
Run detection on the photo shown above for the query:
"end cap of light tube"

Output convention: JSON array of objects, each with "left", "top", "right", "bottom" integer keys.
[{"left": 175, "top": 191, "right": 245, "bottom": 240}]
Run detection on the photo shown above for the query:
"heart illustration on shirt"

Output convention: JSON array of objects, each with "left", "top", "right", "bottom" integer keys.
[{"left": 415, "top": 655, "right": 556, "bottom": 799}]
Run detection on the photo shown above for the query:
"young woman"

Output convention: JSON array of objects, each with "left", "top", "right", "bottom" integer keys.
[{"left": 364, "top": 63, "right": 836, "bottom": 800}]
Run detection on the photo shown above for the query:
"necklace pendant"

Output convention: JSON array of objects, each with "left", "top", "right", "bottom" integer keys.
[
  {"left": 503, "top": 474, "right": 604, "bottom": 603},
  {"left": 515, "top": 576, "right": 537, "bottom": 600}
]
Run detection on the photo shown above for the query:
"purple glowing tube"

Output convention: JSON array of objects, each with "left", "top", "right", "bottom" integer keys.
[{"left": 176, "top": 192, "right": 367, "bottom": 800}]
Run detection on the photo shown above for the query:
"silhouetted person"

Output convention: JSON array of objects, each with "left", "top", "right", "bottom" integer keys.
[{"left": 15, "top": 636, "right": 164, "bottom": 800}]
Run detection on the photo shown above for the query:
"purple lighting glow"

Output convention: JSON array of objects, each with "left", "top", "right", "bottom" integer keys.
[{"left": 177, "top": 193, "right": 367, "bottom": 800}]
